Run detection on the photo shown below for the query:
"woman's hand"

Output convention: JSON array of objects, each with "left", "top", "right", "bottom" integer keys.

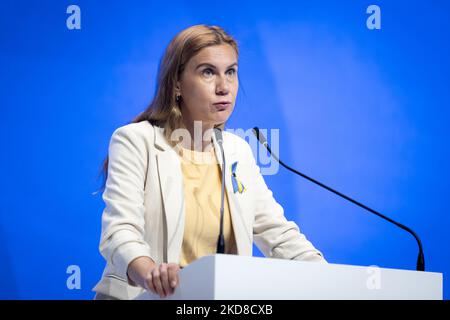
[{"left": 127, "top": 256, "right": 180, "bottom": 299}]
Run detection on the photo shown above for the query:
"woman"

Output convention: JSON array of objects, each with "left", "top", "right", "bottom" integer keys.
[{"left": 93, "top": 24, "right": 326, "bottom": 300}]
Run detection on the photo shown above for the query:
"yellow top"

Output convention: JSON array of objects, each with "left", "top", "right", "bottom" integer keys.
[{"left": 176, "top": 144, "right": 237, "bottom": 268}]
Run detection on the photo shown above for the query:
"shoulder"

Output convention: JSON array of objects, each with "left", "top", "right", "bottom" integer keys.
[
  {"left": 223, "top": 130, "right": 248, "bottom": 148},
  {"left": 222, "top": 129, "right": 256, "bottom": 163},
  {"left": 112, "top": 120, "right": 156, "bottom": 141},
  {"left": 108, "top": 121, "right": 159, "bottom": 156}
]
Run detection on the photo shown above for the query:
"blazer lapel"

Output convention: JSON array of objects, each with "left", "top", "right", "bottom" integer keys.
[{"left": 154, "top": 127, "right": 185, "bottom": 263}]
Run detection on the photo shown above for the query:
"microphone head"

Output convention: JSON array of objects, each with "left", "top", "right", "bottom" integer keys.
[
  {"left": 252, "top": 127, "right": 267, "bottom": 147},
  {"left": 214, "top": 127, "right": 223, "bottom": 144}
]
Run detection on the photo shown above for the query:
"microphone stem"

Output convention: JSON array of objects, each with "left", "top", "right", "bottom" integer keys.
[{"left": 217, "top": 140, "right": 226, "bottom": 254}]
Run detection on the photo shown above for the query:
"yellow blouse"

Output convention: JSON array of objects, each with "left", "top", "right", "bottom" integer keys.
[{"left": 176, "top": 145, "right": 237, "bottom": 268}]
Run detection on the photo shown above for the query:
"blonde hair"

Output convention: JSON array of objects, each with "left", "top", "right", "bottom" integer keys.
[{"left": 99, "top": 24, "right": 239, "bottom": 189}]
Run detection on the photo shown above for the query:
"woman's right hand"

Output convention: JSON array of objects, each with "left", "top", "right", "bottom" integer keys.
[{"left": 127, "top": 256, "right": 180, "bottom": 299}]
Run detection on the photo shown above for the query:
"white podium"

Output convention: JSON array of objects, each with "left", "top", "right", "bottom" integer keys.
[{"left": 136, "top": 254, "right": 443, "bottom": 300}]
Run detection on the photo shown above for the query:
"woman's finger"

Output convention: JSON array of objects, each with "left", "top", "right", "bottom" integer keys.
[
  {"left": 167, "top": 264, "right": 180, "bottom": 288},
  {"left": 143, "top": 272, "right": 156, "bottom": 295},
  {"left": 159, "top": 263, "right": 173, "bottom": 296},
  {"left": 151, "top": 268, "right": 166, "bottom": 298}
]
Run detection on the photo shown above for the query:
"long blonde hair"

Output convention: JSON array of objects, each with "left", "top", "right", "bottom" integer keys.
[{"left": 99, "top": 24, "right": 239, "bottom": 190}]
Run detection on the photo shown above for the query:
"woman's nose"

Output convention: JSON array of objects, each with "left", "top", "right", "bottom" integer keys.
[{"left": 215, "top": 75, "right": 230, "bottom": 95}]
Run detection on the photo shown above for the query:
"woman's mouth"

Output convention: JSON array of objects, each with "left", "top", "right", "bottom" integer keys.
[{"left": 213, "top": 102, "right": 231, "bottom": 111}]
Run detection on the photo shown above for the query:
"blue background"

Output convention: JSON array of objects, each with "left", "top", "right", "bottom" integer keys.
[{"left": 1, "top": 0, "right": 448, "bottom": 299}]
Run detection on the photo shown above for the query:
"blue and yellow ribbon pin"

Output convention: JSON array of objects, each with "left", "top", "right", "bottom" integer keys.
[{"left": 230, "top": 161, "right": 246, "bottom": 194}]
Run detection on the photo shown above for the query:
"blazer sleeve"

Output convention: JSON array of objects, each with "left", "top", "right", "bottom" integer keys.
[
  {"left": 244, "top": 143, "right": 327, "bottom": 263},
  {"left": 98, "top": 126, "right": 154, "bottom": 281}
]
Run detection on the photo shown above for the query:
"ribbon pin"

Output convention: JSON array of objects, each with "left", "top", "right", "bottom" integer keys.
[{"left": 230, "top": 161, "right": 246, "bottom": 194}]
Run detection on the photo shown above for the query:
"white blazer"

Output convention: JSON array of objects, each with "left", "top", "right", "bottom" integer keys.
[{"left": 93, "top": 121, "right": 325, "bottom": 299}]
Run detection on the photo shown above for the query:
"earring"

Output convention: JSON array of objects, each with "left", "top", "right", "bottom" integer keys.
[{"left": 176, "top": 94, "right": 181, "bottom": 102}]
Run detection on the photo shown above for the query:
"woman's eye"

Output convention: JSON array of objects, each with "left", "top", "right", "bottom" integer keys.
[
  {"left": 227, "top": 68, "right": 236, "bottom": 75},
  {"left": 202, "top": 68, "right": 213, "bottom": 77}
]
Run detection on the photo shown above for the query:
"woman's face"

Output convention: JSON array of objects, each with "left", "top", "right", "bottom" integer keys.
[{"left": 177, "top": 44, "right": 238, "bottom": 128}]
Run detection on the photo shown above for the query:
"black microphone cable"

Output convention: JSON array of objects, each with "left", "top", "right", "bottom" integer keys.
[{"left": 252, "top": 126, "right": 425, "bottom": 271}]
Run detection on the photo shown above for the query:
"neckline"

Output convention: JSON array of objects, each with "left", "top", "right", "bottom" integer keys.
[{"left": 176, "top": 144, "right": 217, "bottom": 165}]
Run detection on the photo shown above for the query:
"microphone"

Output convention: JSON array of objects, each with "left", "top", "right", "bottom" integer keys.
[
  {"left": 214, "top": 128, "right": 226, "bottom": 254},
  {"left": 252, "top": 127, "right": 425, "bottom": 271}
]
